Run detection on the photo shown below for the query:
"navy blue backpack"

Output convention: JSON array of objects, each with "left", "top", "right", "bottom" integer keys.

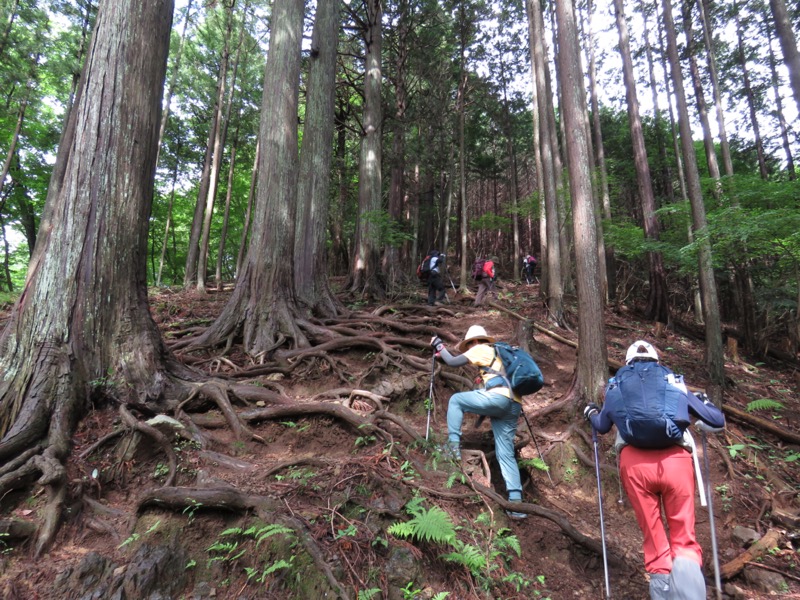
[
  {"left": 605, "top": 361, "right": 692, "bottom": 449},
  {"left": 488, "top": 342, "right": 544, "bottom": 396}
]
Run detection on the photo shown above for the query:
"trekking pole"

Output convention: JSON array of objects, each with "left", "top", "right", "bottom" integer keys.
[
  {"left": 521, "top": 411, "right": 553, "bottom": 485},
  {"left": 426, "top": 351, "right": 436, "bottom": 440},
  {"left": 700, "top": 428, "right": 723, "bottom": 600},
  {"left": 591, "top": 426, "right": 612, "bottom": 599},
  {"left": 446, "top": 267, "right": 457, "bottom": 293}
]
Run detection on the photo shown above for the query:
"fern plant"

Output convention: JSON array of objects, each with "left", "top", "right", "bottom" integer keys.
[
  {"left": 746, "top": 398, "right": 784, "bottom": 413},
  {"left": 387, "top": 500, "right": 456, "bottom": 545}
]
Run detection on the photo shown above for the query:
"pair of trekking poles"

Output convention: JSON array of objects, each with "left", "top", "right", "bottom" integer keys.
[{"left": 590, "top": 422, "right": 723, "bottom": 600}]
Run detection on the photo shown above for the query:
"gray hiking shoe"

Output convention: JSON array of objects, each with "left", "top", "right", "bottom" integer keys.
[{"left": 506, "top": 501, "right": 527, "bottom": 520}]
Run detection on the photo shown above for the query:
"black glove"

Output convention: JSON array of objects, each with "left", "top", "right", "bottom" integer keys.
[
  {"left": 430, "top": 337, "right": 444, "bottom": 353},
  {"left": 583, "top": 403, "right": 600, "bottom": 421}
]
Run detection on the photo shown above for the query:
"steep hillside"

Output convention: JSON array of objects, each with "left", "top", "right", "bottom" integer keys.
[{"left": 0, "top": 281, "right": 798, "bottom": 599}]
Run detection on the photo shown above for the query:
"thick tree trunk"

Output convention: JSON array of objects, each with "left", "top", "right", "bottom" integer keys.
[
  {"left": 191, "top": 0, "right": 306, "bottom": 353},
  {"left": 556, "top": 0, "right": 608, "bottom": 403},
  {"left": 529, "top": 0, "right": 563, "bottom": 324},
  {"left": 614, "top": 0, "right": 669, "bottom": 324},
  {"left": 525, "top": 0, "right": 548, "bottom": 297},
  {"left": 662, "top": 0, "right": 726, "bottom": 399},
  {"left": 0, "top": 0, "right": 185, "bottom": 555},
  {"left": 349, "top": 0, "right": 384, "bottom": 299},
  {"left": 383, "top": 3, "right": 408, "bottom": 289},
  {"left": 585, "top": 0, "right": 612, "bottom": 303},
  {"left": 294, "top": 0, "right": 341, "bottom": 317}
]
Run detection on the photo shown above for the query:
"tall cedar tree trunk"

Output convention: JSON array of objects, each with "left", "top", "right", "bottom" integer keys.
[
  {"left": 765, "top": 20, "right": 796, "bottom": 180},
  {"left": 383, "top": 0, "right": 409, "bottom": 289},
  {"left": 0, "top": 0, "right": 189, "bottom": 555},
  {"left": 498, "top": 61, "right": 521, "bottom": 281},
  {"left": 191, "top": 0, "right": 306, "bottom": 353},
  {"left": 662, "top": 0, "right": 726, "bottom": 400},
  {"left": 530, "top": 0, "right": 564, "bottom": 324},
  {"left": 525, "top": 0, "right": 548, "bottom": 296},
  {"left": 349, "top": 0, "right": 384, "bottom": 298},
  {"left": 683, "top": 0, "right": 722, "bottom": 189},
  {"left": 769, "top": 0, "right": 800, "bottom": 115},
  {"left": 613, "top": 0, "right": 669, "bottom": 324},
  {"left": 556, "top": 0, "right": 608, "bottom": 403},
  {"left": 735, "top": 8, "right": 769, "bottom": 180},
  {"left": 197, "top": 2, "right": 235, "bottom": 293},
  {"left": 697, "top": 0, "right": 733, "bottom": 177},
  {"left": 294, "top": 0, "right": 342, "bottom": 317},
  {"left": 456, "top": 3, "right": 470, "bottom": 291},
  {"left": 586, "top": 0, "right": 614, "bottom": 301}
]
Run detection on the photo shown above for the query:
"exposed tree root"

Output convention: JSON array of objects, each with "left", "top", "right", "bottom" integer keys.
[{"left": 119, "top": 405, "right": 177, "bottom": 487}]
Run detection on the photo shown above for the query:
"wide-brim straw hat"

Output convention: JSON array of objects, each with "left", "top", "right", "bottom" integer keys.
[{"left": 457, "top": 325, "right": 495, "bottom": 352}]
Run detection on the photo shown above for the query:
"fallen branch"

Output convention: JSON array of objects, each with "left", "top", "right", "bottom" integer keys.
[
  {"left": 720, "top": 528, "right": 782, "bottom": 579},
  {"left": 723, "top": 404, "right": 800, "bottom": 446}
]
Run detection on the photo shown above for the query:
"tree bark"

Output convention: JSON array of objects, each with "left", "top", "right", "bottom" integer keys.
[
  {"left": 528, "top": 0, "right": 563, "bottom": 324},
  {"left": 349, "top": 0, "right": 384, "bottom": 299},
  {"left": 294, "top": 0, "right": 342, "bottom": 316},
  {"left": 662, "top": 0, "right": 726, "bottom": 399},
  {"left": 0, "top": 0, "right": 187, "bottom": 555},
  {"left": 556, "top": 0, "right": 608, "bottom": 403},
  {"left": 191, "top": 0, "right": 306, "bottom": 353}
]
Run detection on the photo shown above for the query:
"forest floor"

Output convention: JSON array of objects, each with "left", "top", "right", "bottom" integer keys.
[{"left": 1, "top": 279, "right": 800, "bottom": 599}]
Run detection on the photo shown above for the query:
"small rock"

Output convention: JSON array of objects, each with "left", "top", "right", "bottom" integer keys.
[
  {"left": 732, "top": 525, "right": 760, "bottom": 546},
  {"left": 743, "top": 565, "right": 788, "bottom": 594}
]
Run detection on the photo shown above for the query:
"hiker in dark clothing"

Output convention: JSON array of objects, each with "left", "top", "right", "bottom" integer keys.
[
  {"left": 426, "top": 251, "right": 447, "bottom": 305},
  {"left": 522, "top": 254, "right": 537, "bottom": 284},
  {"left": 584, "top": 341, "right": 725, "bottom": 600}
]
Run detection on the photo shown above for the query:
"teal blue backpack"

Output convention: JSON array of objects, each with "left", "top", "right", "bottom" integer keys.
[{"left": 486, "top": 342, "right": 544, "bottom": 396}]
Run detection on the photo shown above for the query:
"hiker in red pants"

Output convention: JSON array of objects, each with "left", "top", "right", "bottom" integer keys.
[{"left": 584, "top": 341, "right": 725, "bottom": 600}]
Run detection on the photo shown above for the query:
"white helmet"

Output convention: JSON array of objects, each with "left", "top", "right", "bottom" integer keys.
[{"left": 625, "top": 340, "right": 659, "bottom": 364}]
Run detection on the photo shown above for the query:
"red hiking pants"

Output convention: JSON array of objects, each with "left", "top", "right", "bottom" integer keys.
[{"left": 620, "top": 445, "right": 703, "bottom": 574}]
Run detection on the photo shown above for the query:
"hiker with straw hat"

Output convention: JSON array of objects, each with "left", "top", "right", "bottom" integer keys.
[{"left": 431, "top": 325, "right": 526, "bottom": 519}]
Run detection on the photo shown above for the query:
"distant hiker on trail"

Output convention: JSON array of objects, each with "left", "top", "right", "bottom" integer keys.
[
  {"left": 472, "top": 256, "right": 497, "bottom": 306},
  {"left": 522, "top": 254, "right": 537, "bottom": 284},
  {"left": 417, "top": 250, "right": 447, "bottom": 306},
  {"left": 430, "top": 325, "right": 527, "bottom": 519},
  {"left": 584, "top": 341, "right": 725, "bottom": 600}
]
